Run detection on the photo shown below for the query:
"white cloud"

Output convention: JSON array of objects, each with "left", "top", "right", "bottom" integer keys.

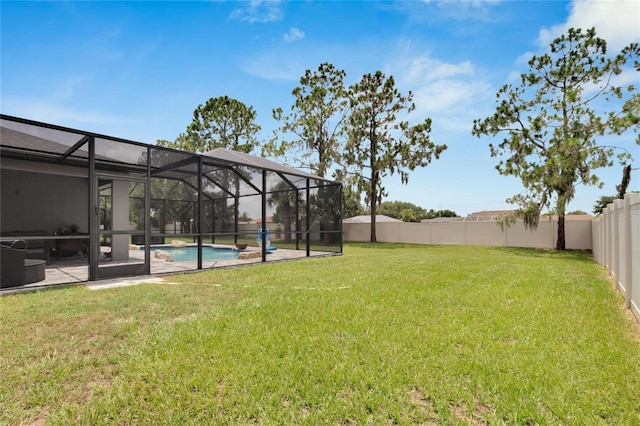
[
  {"left": 405, "top": 57, "right": 474, "bottom": 82},
  {"left": 2, "top": 97, "right": 120, "bottom": 127},
  {"left": 424, "top": 0, "right": 502, "bottom": 6},
  {"left": 0, "top": 96, "right": 153, "bottom": 142},
  {"left": 412, "top": 78, "right": 493, "bottom": 130},
  {"left": 240, "top": 55, "right": 304, "bottom": 81},
  {"left": 538, "top": 0, "right": 640, "bottom": 51},
  {"left": 283, "top": 27, "right": 305, "bottom": 43},
  {"left": 506, "top": 70, "right": 521, "bottom": 84},
  {"left": 395, "top": 55, "right": 492, "bottom": 131},
  {"left": 230, "top": 0, "right": 283, "bottom": 24},
  {"left": 411, "top": 0, "right": 503, "bottom": 22},
  {"left": 413, "top": 80, "right": 472, "bottom": 112}
]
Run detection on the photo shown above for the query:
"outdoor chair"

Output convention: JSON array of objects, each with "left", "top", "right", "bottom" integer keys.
[{"left": 1, "top": 243, "right": 46, "bottom": 288}]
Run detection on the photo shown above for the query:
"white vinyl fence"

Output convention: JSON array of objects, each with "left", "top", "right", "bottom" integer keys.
[
  {"left": 343, "top": 218, "right": 592, "bottom": 250},
  {"left": 592, "top": 193, "right": 640, "bottom": 323}
]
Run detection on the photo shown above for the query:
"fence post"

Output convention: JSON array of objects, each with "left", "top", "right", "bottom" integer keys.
[
  {"left": 597, "top": 217, "right": 604, "bottom": 265},
  {"left": 613, "top": 199, "right": 625, "bottom": 291},
  {"left": 623, "top": 194, "right": 632, "bottom": 309},
  {"left": 629, "top": 193, "right": 640, "bottom": 322},
  {"left": 598, "top": 216, "right": 604, "bottom": 265},
  {"left": 591, "top": 219, "right": 598, "bottom": 263},
  {"left": 599, "top": 218, "right": 604, "bottom": 264},
  {"left": 605, "top": 203, "right": 613, "bottom": 275}
]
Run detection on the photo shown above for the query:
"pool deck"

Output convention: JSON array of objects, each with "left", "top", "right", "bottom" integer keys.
[{"left": 1, "top": 244, "right": 339, "bottom": 293}]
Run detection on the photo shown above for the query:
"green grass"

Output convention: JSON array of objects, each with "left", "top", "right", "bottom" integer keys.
[{"left": 2, "top": 244, "right": 639, "bottom": 425}]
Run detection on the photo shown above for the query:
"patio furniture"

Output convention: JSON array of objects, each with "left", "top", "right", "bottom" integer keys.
[
  {"left": 0, "top": 231, "right": 50, "bottom": 264},
  {"left": 1, "top": 244, "right": 46, "bottom": 288},
  {"left": 54, "top": 238, "right": 89, "bottom": 261}
]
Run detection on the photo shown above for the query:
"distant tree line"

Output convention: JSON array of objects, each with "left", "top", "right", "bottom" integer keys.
[{"left": 376, "top": 201, "right": 457, "bottom": 222}]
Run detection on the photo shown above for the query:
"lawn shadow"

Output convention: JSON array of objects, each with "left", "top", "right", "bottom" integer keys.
[
  {"left": 346, "top": 242, "right": 453, "bottom": 250},
  {"left": 489, "top": 246, "right": 594, "bottom": 263}
]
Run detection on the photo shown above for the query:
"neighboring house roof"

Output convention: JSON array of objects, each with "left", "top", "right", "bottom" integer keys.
[
  {"left": 343, "top": 215, "right": 402, "bottom": 223},
  {"left": 467, "top": 210, "right": 516, "bottom": 216},
  {"left": 421, "top": 217, "right": 463, "bottom": 223},
  {"left": 464, "top": 210, "right": 516, "bottom": 222},
  {"left": 464, "top": 210, "right": 593, "bottom": 222},
  {"left": 546, "top": 214, "right": 594, "bottom": 221},
  {"left": 249, "top": 216, "right": 276, "bottom": 224}
]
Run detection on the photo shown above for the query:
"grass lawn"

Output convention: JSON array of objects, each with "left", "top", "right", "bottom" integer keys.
[{"left": 2, "top": 244, "right": 639, "bottom": 425}]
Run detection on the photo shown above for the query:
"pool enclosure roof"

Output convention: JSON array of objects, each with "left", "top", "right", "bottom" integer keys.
[{"left": 0, "top": 114, "right": 331, "bottom": 188}]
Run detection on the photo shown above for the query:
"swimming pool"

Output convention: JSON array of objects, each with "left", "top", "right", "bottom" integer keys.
[{"left": 145, "top": 246, "right": 239, "bottom": 262}]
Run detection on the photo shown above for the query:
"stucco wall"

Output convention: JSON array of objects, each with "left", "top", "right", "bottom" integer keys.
[{"left": 1, "top": 168, "right": 89, "bottom": 234}]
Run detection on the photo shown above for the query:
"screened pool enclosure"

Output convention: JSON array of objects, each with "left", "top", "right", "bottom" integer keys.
[{"left": 0, "top": 115, "right": 342, "bottom": 287}]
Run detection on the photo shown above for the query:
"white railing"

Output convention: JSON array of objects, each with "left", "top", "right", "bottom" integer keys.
[{"left": 592, "top": 193, "right": 640, "bottom": 323}]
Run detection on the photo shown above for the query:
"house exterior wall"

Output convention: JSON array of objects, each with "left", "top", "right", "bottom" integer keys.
[
  {"left": 1, "top": 166, "right": 88, "bottom": 234},
  {"left": 110, "top": 179, "right": 130, "bottom": 261}
]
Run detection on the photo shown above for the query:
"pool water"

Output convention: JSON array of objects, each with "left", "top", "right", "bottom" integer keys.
[{"left": 146, "top": 246, "right": 239, "bottom": 262}]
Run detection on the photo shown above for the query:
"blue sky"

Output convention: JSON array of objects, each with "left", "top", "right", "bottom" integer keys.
[{"left": 2, "top": 0, "right": 639, "bottom": 216}]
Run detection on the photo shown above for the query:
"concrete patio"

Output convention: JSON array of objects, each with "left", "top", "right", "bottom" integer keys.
[{"left": 1, "top": 245, "right": 338, "bottom": 293}]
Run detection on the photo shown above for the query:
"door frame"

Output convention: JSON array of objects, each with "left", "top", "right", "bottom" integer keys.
[{"left": 91, "top": 172, "right": 150, "bottom": 280}]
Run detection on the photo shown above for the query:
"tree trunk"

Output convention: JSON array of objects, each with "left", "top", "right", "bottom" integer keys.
[
  {"left": 221, "top": 173, "right": 230, "bottom": 232},
  {"left": 370, "top": 201, "right": 377, "bottom": 243},
  {"left": 370, "top": 133, "right": 377, "bottom": 243},
  {"left": 555, "top": 193, "right": 568, "bottom": 251},
  {"left": 370, "top": 174, "right": 378, "bottom": 243},
  {"left": 555, "top": 213, "right": 566, "bottom": 250},
  {"left": 284, "top": 204, "right": 292, "bottom": 243}
]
